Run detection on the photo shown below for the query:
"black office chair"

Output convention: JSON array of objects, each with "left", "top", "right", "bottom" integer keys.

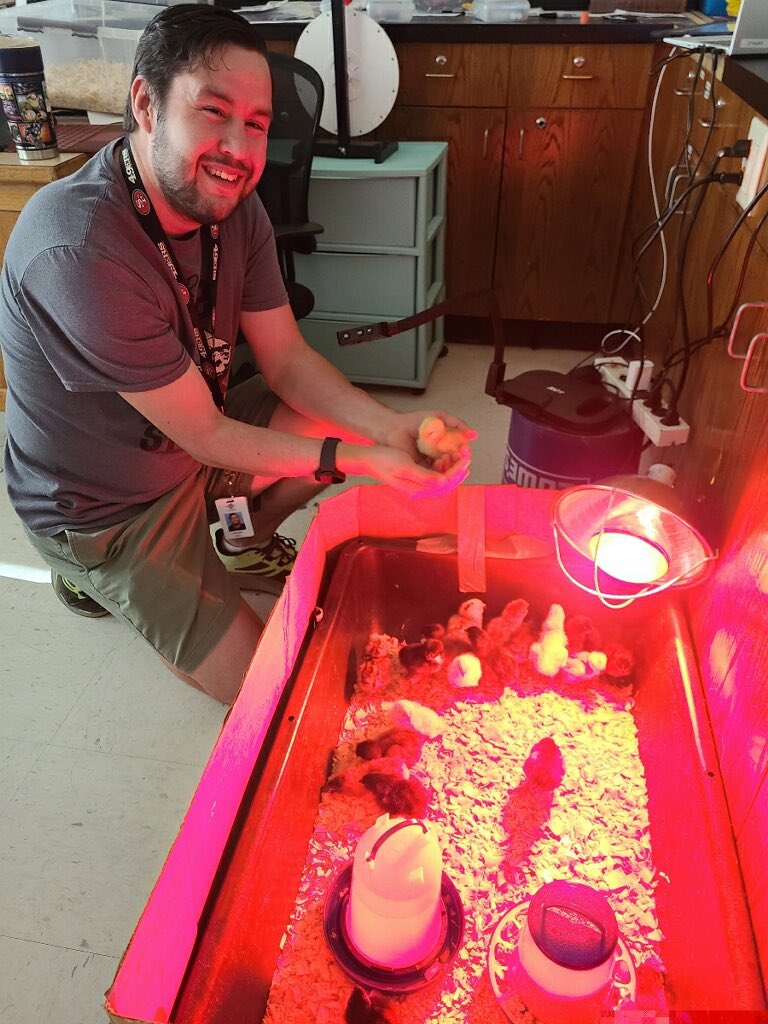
[{"left": 257, "top": 51, "right": 325, "bottom": 321}]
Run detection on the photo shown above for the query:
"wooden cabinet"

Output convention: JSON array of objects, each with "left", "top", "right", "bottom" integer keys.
[
  {"left": 380, "top": 106, "right": 505, "bottom": 317},
  {"left": 395, "top": 41, "right": 509, "bottom": 107},
  {"left": 379, "top": 43, "right": 507, "bottom": 317},
  {"left": 496, "top": 106, "right": 644, "bottom": 321},
  {"left": 380, "top": 42, "right": 654, "bottom": 325},
  {"left": 497, "top": 44, "right": 654, "bottom": 323}
]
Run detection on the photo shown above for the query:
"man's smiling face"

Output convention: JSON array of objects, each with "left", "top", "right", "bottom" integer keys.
[{"left": 148, "top": 43, "right": 272, "bottom": 229}]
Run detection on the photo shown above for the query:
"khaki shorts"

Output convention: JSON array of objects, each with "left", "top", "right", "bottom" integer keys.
[{"left": 25, "top": 376, "right": 280, "bottom": 674}]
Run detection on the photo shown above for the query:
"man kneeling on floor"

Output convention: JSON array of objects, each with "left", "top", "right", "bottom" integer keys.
[{"left": 0, "top": 5, "right": 474, "bottom": 704}]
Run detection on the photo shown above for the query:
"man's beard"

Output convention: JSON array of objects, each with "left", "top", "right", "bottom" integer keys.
[{"left": 150, "top": 114, "right": 254, "bottom": 225}]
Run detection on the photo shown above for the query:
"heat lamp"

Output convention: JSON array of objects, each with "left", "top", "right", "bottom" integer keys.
[{"left": 552, "top": 473, "right": 716, "bottom": 608}]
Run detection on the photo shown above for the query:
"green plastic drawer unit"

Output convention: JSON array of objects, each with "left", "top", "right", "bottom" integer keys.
[
  {"left": 300, "top": 142, "right": 447, "bottom": 389},
  {"left": 308, "top": 176, "right": 418, "bottom": 249},
  {"left": 300, "top": 318, "right": 418, "bottom": 385},
  {"left": 294, "top": 252, "right": 418, "bottom": 318}
]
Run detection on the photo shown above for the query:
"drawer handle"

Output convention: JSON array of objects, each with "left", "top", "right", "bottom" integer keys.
[
  {"left": 482, "top": 127, "right": 489, "bottom": 159},
  {"left": 561, "top": 74, "right": 594, "bottom": 81},
  {"left": 698, "top": 117, "right": 738, "bottom": 128},
  {"left": 425, "top": 73, "right": 455, "bottom": 78},
  {"left": 518, "top": 128, "right": 525, "bottom": 159}
]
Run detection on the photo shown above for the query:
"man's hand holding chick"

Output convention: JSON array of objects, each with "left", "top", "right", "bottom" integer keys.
[{"left": 381, "top": 409, "right": 476, "bottom": 496}]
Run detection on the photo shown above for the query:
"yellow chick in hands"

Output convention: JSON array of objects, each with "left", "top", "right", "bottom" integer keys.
[{"left": 417, "top": 416, "right": 470, "bottom": 463}]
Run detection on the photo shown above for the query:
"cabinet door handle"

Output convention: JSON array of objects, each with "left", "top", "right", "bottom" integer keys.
[
  {"left": 698, "top": 118, "right": 738, "bottom": 128},
  {"left": 425, "top": 73, "right": 455, "bottom": 78},
  {"left": 561, "top": 74, "right": 594, "bottom": 80},
  {"left": 482, "top": 128, "right": 489, "bottom": 159},
  {"left": 518, "top": 128, "right": 524, "bottom": 159},
  {"left": 675, "top": 71, "right": 699, "bottom": 95}
]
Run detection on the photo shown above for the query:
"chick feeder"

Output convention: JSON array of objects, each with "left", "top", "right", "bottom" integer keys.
[
  {"left": 323, "top": 815, "right": 464, "bottom": 993},
  {"left": 488, "top": 881, "right": 637, "bottom": 1024}
]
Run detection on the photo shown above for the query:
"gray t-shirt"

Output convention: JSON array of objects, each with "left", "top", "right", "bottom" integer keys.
[{"left": 0, "top": 142, "right": 288, "bottom": 536}]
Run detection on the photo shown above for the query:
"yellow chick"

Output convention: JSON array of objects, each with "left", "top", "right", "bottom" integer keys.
[{"left": 417, "top": 416, "right": 469, "bottom": 460}]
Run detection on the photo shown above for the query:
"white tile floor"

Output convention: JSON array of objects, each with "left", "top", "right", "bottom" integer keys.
[{"left": 0, "top": 342, "right": 582, "bottom": 1023}]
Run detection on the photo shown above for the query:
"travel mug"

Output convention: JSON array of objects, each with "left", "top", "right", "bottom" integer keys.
[{"left": 0, "top": 41, "right": 58, "bottom": 161}]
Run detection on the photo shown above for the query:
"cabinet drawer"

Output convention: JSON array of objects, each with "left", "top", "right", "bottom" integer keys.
[
  {"left": 300, "top": 316, "right": 417, "bottom": 384},
  {"left": 309, "top": 175, "right": 417, "bottom": 247},
  {"left": 507, "top": 45, "right": 654, "bottom": 110},
  {"left": 294, "top": 252, "right": 416, "bottom": 316},
  {"left": 395, "top": 43, "right": 509, "bottom": 108}
]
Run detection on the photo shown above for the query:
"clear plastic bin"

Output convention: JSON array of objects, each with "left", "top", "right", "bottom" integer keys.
[
  {"left": 366, "top": 0, "right": 415, "bottom": 21},
  {"left": 470, "top": 0, "right": 529, "bottom": 20},
  {"left": 0, "top": 0, "right": 175, "bottom": 114}
]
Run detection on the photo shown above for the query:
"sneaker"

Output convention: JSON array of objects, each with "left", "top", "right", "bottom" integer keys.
[
  {"left": 214, "top": 530, "right": 297, "bottom": 594},
  {"left": 51, "top": 571, "right": 109, "bottom": 618}
]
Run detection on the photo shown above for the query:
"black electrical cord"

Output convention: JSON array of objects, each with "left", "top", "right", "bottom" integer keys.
[
  {"left": 663, "top": 54, "right": 721, "bottom": 420},
  {"left": 632, "top": 49, "right": 706, "bottom": 262},
  {"left": 658, "top": 179, "right": 768, "bottom": 378}
]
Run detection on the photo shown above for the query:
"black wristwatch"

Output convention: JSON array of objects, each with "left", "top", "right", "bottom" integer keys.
[{"left": 314, "top": 436, "right": 346, "bottom": 485}]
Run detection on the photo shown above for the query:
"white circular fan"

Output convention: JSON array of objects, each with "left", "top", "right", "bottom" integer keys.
[{"left": 295, "top": 8, "right": 399, "bottom": 137}]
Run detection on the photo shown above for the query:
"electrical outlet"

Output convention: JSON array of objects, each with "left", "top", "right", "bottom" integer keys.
[
  {"left": 596, "top": 359, "right": 690, "bottom": 446},
  {"left": 633, "top": 405, "right": 690, "bottom": 447},
  {"left": 736, "top": 116, "right": 768, "bottom": 210},
  {"left": 597, "top": 359, "right": 642, "bottom": 400}
]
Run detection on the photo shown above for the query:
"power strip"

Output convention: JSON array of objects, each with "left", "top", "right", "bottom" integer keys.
[{"left": 595, "top": 359, "right": 690, "bottom": 447}]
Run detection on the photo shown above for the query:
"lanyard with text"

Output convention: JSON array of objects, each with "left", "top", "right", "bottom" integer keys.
[{"left": 118, "top": 141, "right": 224, "bottom": 411}]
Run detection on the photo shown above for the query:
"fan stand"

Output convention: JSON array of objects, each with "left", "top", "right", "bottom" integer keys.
[{"left": 312, "top": 0, "right": 398, "bottom": 164}]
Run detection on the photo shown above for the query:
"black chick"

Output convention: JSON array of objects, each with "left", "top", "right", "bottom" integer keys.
[
  {"left": 421, "top": 623, "right": 446, "bottom": 641},
  {"left": 361, "top": 772, "right": 430, "bottom": 817},
  {"left": 345, "top": 987, "right": 401, "bottom": 1024},
  {"left": 398, "top": 638, "right": 444, "bottom": 678},
  {"left": 523, "top": 737, "right": 566, "bottom": 790}
]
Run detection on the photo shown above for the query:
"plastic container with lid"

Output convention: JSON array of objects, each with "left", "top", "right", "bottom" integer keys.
[
  {"left": 366, "top": 0, "right": 415, "bottom": 22},
  {"left": 470, "top": 0, "right": 529, "bottom": 23},
  {"left": 0, "top": 0, "right": 185, "bottom": 115}
]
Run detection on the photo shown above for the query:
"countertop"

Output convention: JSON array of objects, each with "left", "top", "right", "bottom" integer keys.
[
  {"left": 724, "top": 57, "right": 768, "bottom": 121},
  {"left": 249, "top": 8, "right": 768, "bottom": 131},
  {"left": 246, "top": 9, "right": 694, "bottom": 43}
]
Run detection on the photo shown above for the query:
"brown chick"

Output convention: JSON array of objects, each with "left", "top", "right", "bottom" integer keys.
[
  {"left": 564, "top": 614, "right": 603, "bottom": 654},
  {"left": 356, "top": 727, "right": 425, "bottom": 766},
  {"left": 326, "top": 756, "right": 407, "bottom": 797},
  {"left": 345, "top": 987, "right": 402, "bottom": 1024},
  {"left": 486, "top": 598, "right": 530, "bottom": 646},
  {"left": 398, "top": 638, "right": 444, "bottom": 678},
  {"left": 421, "top": 623, "right": 446, "bottom": 641},
  {"left": 361, "top": 773, "right": 431, "bottom": 818},
  {"left": 603, "top": 640, "right": 636, "bottom": 682},
  {"left": 523, "top": 737, "right": 566, "bottom": 790}
]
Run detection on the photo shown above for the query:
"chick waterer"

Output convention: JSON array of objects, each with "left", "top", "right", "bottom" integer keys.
[{"left": 324, "top": 815, "right": 464, "bottom": 992}]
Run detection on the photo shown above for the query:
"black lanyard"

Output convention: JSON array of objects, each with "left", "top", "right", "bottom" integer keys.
[{"left": 118, "top": 140, "right": 224, "bottom": 411}]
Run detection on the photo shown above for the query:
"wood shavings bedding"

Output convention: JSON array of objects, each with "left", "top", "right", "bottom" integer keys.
[{"left": 263, "top": 604, "right": 667, "bottom": 1024}]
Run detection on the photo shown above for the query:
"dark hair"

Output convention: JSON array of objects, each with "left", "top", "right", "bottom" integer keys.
[{"left": 124, "top": 4, "right": 268, "bottom": 131}]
